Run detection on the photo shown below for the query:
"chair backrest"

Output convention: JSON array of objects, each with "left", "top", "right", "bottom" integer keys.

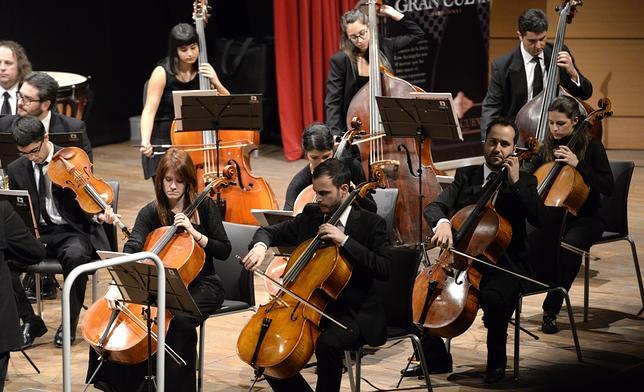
[
  {"left": 375, "top": 246, "right": 422, "bottom": 331},
  {"left": 106, "top": 180, "right": 120, "bottom": 252},
  {"left": 599, "top": 160, "right": 634, "bottom": 236},
  {"left": 215, "top": 222, "right": 257, "bottom": 307},
  {"left": 526, "top": 206, "right": 568, "bottom": 286},
  {"left": 372, "top": 188, "right": 399, "bottom": 242}
]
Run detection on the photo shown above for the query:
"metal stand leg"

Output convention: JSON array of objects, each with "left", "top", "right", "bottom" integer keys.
[
  {"left": 35, "top": 272, "right": 43, "bottom": 317},
  {"left": 628, "top": 239, "right": 644, "bottom": 314},
  {"left": 584, "top": 253, "right": 590, "bottom": 322},
  {"left": 562, "top": 289, "right": 583, "bottom": 362},
  {"left": 345, "top": 351, "right": 356, "bottom": 392},
  {"left": 513, "top": 296, "right": 522, "bottom": 380},
  {"left": 198, "top": 322, "right": 206, "bottom": 392},
  {"left": 19, "top": 349, "right": 40, "bottom": 373}
]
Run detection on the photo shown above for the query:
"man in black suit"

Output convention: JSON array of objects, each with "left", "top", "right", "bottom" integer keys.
[
  {"left": 7, "top": 116, "right": 112, "bottom": 349},
  {"left": 0, "top": 200, "right": 45, "bottom": 389},
  {"left": 242, "top": 158, "right": 391, "bottom": 392},
  {"left": 403, "top": 118, "right": 553, "bottom": 383},
  {"left": 0, "top": 71, "right": 93, "bottom": 160},
  {"left": 480, "top": 8, "right": 592, "bottom": 137}
]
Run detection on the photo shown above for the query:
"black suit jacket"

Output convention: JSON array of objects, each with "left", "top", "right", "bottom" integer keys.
[
  {"left": 480, "top": 44, "right": 593, "bottom": 134},
  {"left": 251, "top": 203, "right": 391, "bottom": 346},
  {"left": 325, "top": 15, "right": 425, "bottom": 137},
  {"left": 424, "top": 165, "right": 554, "bottom": 275},
  {"left": 0, "top": 112, "right": 93, "bottom": 161},
  {"left": 7, "top": 144, "right": 109, "bottom": 252},
  {"left": 0, "top": 201, "right": 46, "bottom": 353}
]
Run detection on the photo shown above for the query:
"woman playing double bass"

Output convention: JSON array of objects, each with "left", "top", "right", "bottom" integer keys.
[
  {"left": 325, "top": 4, "right": 424, "bottom": 157},
  {"left": 241, "top": 158, "right": 391, "bottom": 392},
  {"left": 523, "top": 96, "right": 613, "bottom": 334},
  {"left": 87, "top": 148, "right": 231, "bottom": 392},
  {"left": 407, "top": 119, "right": 554, "bottom": 384},
  {"left": 139, "top": 23, "right": 229, "bottom": 181}
]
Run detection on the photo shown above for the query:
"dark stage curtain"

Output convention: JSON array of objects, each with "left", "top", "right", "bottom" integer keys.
[{"left": 273, "top": 0, "right": 356, "bottom": 161}]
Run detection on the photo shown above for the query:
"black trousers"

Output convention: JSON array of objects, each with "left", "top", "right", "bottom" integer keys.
[
  {"left": 0, "top": 351, "right": 8, "bottom": 391},
  {"left": 266, "top": 313, "right": 363, "bottom": 392},
  {"left": 12, "top": 224, "right": 93, "bottom": 324},
  {"left": 421, "top": 266, "right": 525, "bottom": 370},
  {"left": 543, "top": 212, "right": 603, "bottom": 315},
  {"left": 87, "top": 274, "right": 224, "bottom": 392}
]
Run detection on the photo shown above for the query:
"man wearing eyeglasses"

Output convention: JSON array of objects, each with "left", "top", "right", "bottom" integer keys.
[
  {"left": 0, "top": 71, "right": 93, "bottom": 160},
  {"left": 6, "top": 115, "right": 114, "bottom": 350}
]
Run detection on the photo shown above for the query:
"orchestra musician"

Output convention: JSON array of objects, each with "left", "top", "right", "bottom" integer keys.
[
  {"left": 522, "top": 95, "right": 613, "bottom": 333},
  {"left": 480, "top": 8, "right": 593, "bottom": 137},
  {"left": 403, "top": 119, "right": 554, "bottom": 383},
  {"left": 325, "top": 5, "right": 424, "bottom": 158},
  {"left": 7, "top": 116, "right": 112, "bottom": 349},
  {"left": 87, "top": 148, "right": 230, "bottom": 392},
  {"left": 0, "top": 200, "right": 46, "bottom": 390},
  {"left": 0, "top": 40, "right": 32, "bottom": 116},
  {"left": 139, "top": 23, "right": 229, "bottom": 181},
  {"left": 241, "top": 158, "right": 391, "bottom": 392},
  {"left": 283, "top": 122, "right": 376, "bottom": 213}
]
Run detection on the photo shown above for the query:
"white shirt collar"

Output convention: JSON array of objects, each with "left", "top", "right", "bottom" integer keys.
[
  {"left": 32, "top": 141, "right": 55, "bottom": 169},
  {"left": 338, "top": 204, "right": 352, "bottom": 228},
  {"left": 520, "top": 41, "right": 544, "bottom": 65},
  {"left": 1, "top": 83, "right": 18, "bottom": 96},
  {"left": 41, "top": 110, "right": 52, "bottom": 133},
  {"left": 483, "top": 164, "right": 500, "bottom": 185}
]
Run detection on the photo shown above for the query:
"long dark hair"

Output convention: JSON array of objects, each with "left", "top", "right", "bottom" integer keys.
[
  {"left": 339, "top": 9, "right": 392, "bottom": 70},
  {"left": 302, "top": 123, "right": 334, "bottom": 152},
  {"left": 543, "top": 95, "right": 590, "bottom": 163},
  {"left": 154, "top": 148, "right": 198, "bottom": 225},
  {"left": 164, "top": 23, "right": 199, "bottom": 75}
]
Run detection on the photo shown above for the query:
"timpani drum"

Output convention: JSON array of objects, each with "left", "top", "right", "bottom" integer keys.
[{"left": 43, "top": 71, "right": 92, "bottom": 120}]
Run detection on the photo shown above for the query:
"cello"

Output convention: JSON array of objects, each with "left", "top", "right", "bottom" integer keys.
[
  {"left": 345, "top": 0, "right": 442, "bottom": 245},
  {"left": 48, "top": 146, "right": 130, "bottom": 238},
  {"left": 81, "top": 167, "right": 236, "bottom": 364},
  {"left": 171, "top": 0, "right": 278, "bottom": 225},
  {"left": 411, "top": 146, "right": 536, "bottom": 338},
  {"left": 237, "top": 171, "right": 385, "bottom": 379},
  {"left": 515, "top": 0, "right": 603, "bottom": 146}
]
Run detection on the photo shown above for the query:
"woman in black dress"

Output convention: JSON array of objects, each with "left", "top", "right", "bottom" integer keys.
[{"left": 139, "top": 23, "right": 229, "bottom": 180}]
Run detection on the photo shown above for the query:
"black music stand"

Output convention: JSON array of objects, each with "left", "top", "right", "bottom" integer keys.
[
  {"left": 171, "top": 91, "right": 263, "bottom": 217},
  {"left": 49, "top": 131, "right": 85, "bottom": 149},
  {"left": 0, "top": 132, "right": 85, "bottom": 172},
  {"left": 104, "top": 260, "right": 201, "bottom": 391},
  {"left": 375, "top": 94, "right": 463, "bottom": 245}
]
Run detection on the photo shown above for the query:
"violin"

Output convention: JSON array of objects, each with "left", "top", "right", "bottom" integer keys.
[
  {"left": 533, "top": 98, "right": 613, "bottom": 216},
  {"left": 346, "top": 0, "right": 442, "bottom": 245},
  {"left": 81, "top": 166, "right": 237, "bottom": 364},
  {"left": 411, "top": 146, "right": 537, "bottom": 338},
  {"left": 48, "top": 147, "right": 130, "bottom": 238},
  {"left": 237, "top": 168, "right": 385, "bottom": 379},
  {"left": 515, "top": 1, "right": 603, "bottom": 146},
  {"left": 170, "top": 0, "right": 278, "bottom": 224}
]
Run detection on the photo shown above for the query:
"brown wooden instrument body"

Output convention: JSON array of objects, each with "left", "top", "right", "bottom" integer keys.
[
  {"left": 81, "top": 229, "right": 205, "bottom": 364},
  {"left": 48, "top": 147, "right": 114, "bottom": 215},
  {"left": 534, "top": 162, "right": 589, "bottom": 215},
  {"left": 237, "top": 240, "right": 352, "bottom": 379},
  {"left": 346, "top": 73, "right": 442, "bottom": 244},
  {"left": 412, "top": 204, "right": 512, "bottom": 338}
]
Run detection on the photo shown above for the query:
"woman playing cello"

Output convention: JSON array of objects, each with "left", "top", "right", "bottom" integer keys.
[
  {"left": 87, "top": 148, "right": 231, "bottom": 392},
  {"left": 325, "top": 4, "right": 424, "bottom": 158},
  {"left": 241, "top": 158, "right": 391, "bottom": 392},
  {"left": 139, "top": 23, "right": 229, "bottom": 181},
  {"left": 523, "top": 95, "right": 613, "bottom": 334}
]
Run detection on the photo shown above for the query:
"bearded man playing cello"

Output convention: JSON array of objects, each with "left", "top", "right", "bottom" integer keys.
[
  {"left": 242, "top": 158, "right": 391, "bottom": 392},
  {"left": 404, "top": 119, "right": 555, "bottom": 383}
]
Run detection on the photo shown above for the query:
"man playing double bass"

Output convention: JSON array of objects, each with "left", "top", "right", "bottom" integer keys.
[
  {"left": 405, "top": 119, "right": 554, "bottom": 383},
  {"left": 480, "top": 8, "right": 592, "bottom": 138},
  {"left": 242, "top": 158, "right": 391, "bottom": 392}
]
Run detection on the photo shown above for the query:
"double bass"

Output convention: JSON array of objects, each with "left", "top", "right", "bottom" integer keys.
[
  {"left": 346, "top": 0, "right": 442, "bottom": 245},
  {"left": 515, "top": 0, "right": 602, "bottom": 146},
  {"left": 48, "top": 146, "right": 130, "bottom": 238},
  {"left": 237, "top": 171, "right": 384, "bottom": 379},
  {"left": 171, "top": 0, "right": 278, "bottom": 225},
  {"left": 81, "top": 167, "right": 236, "bottom": 364}
]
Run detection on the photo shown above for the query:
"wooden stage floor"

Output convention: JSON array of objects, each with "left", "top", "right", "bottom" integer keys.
[{"left": 4, "top": 142, "right": 644, "bottom": 391}]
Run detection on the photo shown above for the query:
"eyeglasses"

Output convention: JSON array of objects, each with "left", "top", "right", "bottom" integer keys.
[
  {"left": 18, "top": 140, "right": 44, "bottom": 156},
  {"left": 348, "top": 29, "right": 368, "bottom": 42},
  {"left": 16, "top": 91, "right": 42, "bottom": 105}
]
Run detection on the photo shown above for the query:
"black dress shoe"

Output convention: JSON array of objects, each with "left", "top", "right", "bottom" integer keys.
[
  {"left": 484, "top": 367, "right": 506, "bottom": 384},
  {"left": 21, "top": 316, "right": 48, "bottom": 349},
  {"left": 542, "top": 313, "right": 559, "bottom": 334},
  {"left": 24, "top": 273, "right": 59, "bottom": 302},
  {"left": 54, "top": 320, "right": 77, "bottom": 348},
  {"left": 401, "top": 354, "right": 453, "bottom": 377}
]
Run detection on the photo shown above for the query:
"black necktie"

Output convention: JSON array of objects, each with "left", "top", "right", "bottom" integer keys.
[
  {"left": 37, "top": 163, "right": 53, "bottom": 225},
  {"left": 532, "top": 56, "right": 543, "bottom": 97},
  {"left": 1, "top": 92, "right": 11, "bottom": 115}
]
